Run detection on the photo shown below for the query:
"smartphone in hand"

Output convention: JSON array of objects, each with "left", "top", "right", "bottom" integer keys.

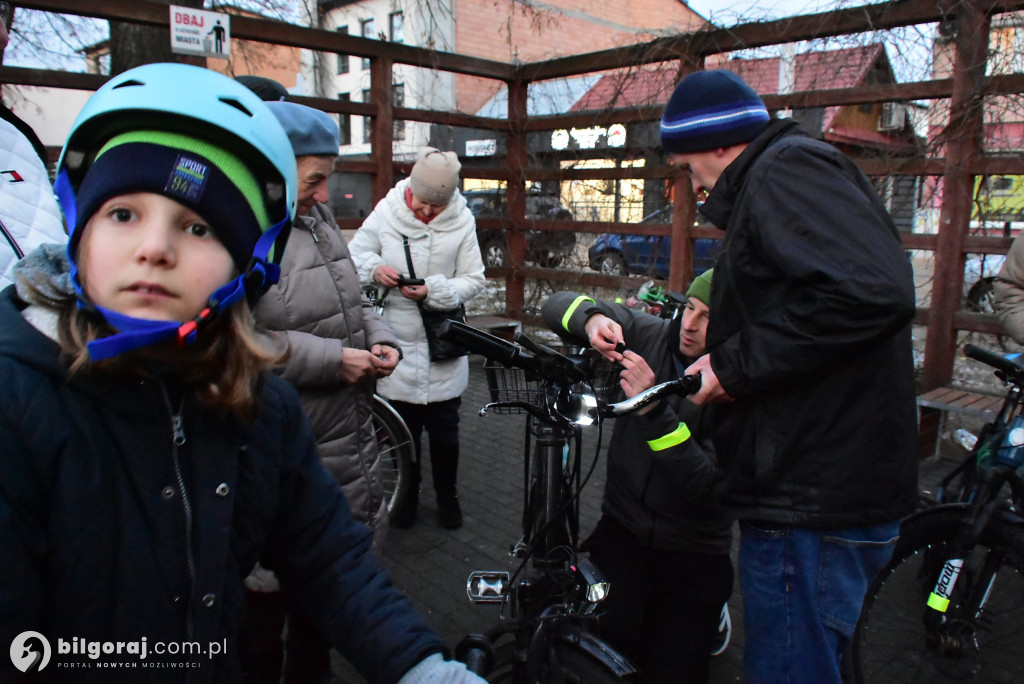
[{"left": 396, "top": 276, "right": 425, "bottom": 287}]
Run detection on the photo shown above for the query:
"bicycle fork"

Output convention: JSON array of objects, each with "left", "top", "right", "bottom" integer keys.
[{"left": 922, "top": 475, "right": 1008, "bottom": 662}]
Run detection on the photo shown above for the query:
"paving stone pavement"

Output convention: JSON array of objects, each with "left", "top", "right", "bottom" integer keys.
[{"left": 334, "top": 354, "right": 957, "bottom": 683}]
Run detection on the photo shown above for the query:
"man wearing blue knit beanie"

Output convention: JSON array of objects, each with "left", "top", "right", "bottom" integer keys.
[{"left": 666, "top": 69, "right": 919, "bottom": 684}]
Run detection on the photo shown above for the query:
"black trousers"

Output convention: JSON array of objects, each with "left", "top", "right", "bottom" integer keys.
[
  {"left": 582, "top": 515, "right": 733, "bottom": 684},
  {"left": 388, "top": 397, "right": 461, "bottom": 494}
]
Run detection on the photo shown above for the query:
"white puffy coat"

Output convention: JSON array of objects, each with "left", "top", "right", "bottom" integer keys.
[
  {"left": 349, "top": 180, "right": 486, "bottom": 404},
  {"left": 0, "top": 113, "right": 66, "bottom": 288}
]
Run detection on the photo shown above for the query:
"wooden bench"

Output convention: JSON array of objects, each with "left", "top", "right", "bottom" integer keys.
[
  {"left": 466, "top": 314, "right": 521, "bottom": 343},
  {"left": 917, "top": 387, "right": 1003, "bottom": 459}
]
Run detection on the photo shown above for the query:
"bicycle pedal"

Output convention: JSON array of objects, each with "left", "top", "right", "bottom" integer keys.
[{"left": 466, "top": 571, "right": 509, "bottom": 603}]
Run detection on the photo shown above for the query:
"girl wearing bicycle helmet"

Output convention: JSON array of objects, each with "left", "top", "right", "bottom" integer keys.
[{"left": 0, "top": 63, "right": 482, "bottom": 684}]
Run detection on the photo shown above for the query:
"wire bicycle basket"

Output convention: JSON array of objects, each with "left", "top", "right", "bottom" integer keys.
[{"left": 481, "top": 345, "right": 621, "bottom": 413}]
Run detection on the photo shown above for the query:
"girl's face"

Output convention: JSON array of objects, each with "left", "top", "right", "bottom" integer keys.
[
  {"left": 79, "top": 192, "right": 236, "bottom": 322},
  {"left": 409, "top": 193, "right": 447, "bottom": 222}
]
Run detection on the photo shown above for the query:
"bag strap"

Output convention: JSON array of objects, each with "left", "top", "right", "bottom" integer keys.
[
  {"left": 404, "top": 236, "right": 433, "bottom": 326},
  {"left": 403, "top": 237, "right": 417, "bottom": 279}
]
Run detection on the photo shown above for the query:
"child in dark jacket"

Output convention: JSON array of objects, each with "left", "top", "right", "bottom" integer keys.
[{"left": 0, "top": 62, "right": 482, "bottom": 684}]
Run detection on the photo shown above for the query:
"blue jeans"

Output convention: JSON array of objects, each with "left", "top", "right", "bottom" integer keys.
[{"left": 738, "top": 520, "right": 900, "bottom": 684}]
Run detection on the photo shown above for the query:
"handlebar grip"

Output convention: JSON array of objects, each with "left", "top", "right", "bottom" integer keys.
[
  {"left": 438, "top": 320, "right": 522, "bottom": 366},
  {"left": 963, "top": 344, "right": 1022, "bottom": 377}
]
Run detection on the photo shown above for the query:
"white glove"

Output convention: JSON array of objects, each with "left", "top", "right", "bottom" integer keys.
[{"left": 396, "top": 653, "right": 487, "bottom": 684}]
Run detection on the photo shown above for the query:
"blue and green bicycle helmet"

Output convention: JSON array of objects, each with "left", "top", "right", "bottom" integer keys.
[{"left": 53, "top": 62, "right": 298, "bottom": 360}]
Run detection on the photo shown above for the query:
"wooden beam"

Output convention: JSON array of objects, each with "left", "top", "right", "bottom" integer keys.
[
  {"left": 923, "top": 1, "right": 991, "bottom": 391},
  {"left": 518, "top": 0, "right": 1024, "bottom": 81},
  {"left": 15, "top": 0, "right": 514, "bottom": 80},
  {"left": 505, "top": 80, "right": 529, "bottom": 317},
  {"left": 369, "top": 57, "right": 393, "bottom": 204}
]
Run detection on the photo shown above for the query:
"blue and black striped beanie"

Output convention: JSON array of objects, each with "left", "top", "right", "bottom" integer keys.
[{"left": 660, "top": 70, "right": 770, "bottom": 154}]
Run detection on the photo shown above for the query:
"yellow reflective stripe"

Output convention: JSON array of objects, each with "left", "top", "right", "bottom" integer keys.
[
  {"left": 562, "top": 296, "right": 595, "bottom": 332},
  {"left": 647, "top": 423, "right": 691, "bottom": 451},
  {"left": 926, "top": 593, "right": 950, "bottom": 612}
]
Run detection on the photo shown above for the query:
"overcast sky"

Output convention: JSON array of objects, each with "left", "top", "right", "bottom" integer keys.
[{"left": 685, "top": 0, "right": 883, "bottom": 23}]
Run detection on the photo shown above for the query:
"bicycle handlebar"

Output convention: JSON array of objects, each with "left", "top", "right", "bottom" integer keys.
[
  {"left": 439, "top": 320, "right": 586, "bottom": 384},
  {"left": 438, "top": 320, "right": 702, "bottom": 419},
  {"left": 963, "top": 344, "right": 1024, "bottom": 382}
]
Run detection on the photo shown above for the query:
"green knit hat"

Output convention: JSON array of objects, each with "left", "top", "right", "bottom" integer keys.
[{"left": 686, "top": 268, "right": 713, "bottom": 306}]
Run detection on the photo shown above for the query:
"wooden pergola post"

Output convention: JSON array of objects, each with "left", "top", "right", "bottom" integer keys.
[
  {"left": 505, "top": 78, "right": 529, "bottom": 317},
  {"left": 668, "top": 57, "right": 703, "bottom": 295},
  {"left": 921, "top": 1, "right": 990, "bottom": 391},
  {"left": 369, "top": 55, "right": 394, "bottom": 204}
]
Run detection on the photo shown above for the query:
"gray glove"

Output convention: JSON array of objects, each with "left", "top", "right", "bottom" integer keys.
[{"left": 397, "top": 653, "right": 487, "bottom": 684}]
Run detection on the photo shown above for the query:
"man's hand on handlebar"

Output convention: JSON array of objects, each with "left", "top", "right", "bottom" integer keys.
[
  {"left": 684, "top": 354, "right": 734, "bottom": 405},
  {"left": 583, "top": 314, "right": 625, "bottom": 362}
]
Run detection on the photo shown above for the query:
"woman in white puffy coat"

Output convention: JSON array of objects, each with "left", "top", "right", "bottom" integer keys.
[{"left": 349, "top": 147, "right": 486, "bottom": 529}]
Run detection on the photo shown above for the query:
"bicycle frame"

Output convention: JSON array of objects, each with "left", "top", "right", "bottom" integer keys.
[
  {"left": 440, "top": 320, "right": 699, "bottom": 681},
  {"left": 908, "top": 345, "right": 1024, "bottom": 658}
]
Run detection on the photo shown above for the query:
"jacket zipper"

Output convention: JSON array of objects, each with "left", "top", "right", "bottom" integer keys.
[{"left": 159, "top": 383, "right": 197, "bottom": 642}]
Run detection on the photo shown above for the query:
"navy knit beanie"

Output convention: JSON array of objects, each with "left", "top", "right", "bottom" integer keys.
[
  {"left": 73, "top": 130, "right": 269, "bottom": 272},
  {"left": 660, "top": 70, "right": 770, "bottom": 154}
]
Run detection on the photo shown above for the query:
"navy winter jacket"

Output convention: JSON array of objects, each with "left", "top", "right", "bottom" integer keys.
[{"left": 0, "top": 285, "right": 444, "bottom": 683}]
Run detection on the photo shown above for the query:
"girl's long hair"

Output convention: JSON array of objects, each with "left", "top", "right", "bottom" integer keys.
[{"left": 23, "top": 280, "right": 285, "bottom": 421}]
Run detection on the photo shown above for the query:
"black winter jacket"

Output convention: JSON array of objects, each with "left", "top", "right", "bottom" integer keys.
[
  {"left": 542, "top": 292, "right": 731, "bottom": 554},
  {"left": 699, "top": 119, "right": 918, "bottom": 528},
  {"left": 0, "top": 286, "right": 444, "bottom": 683}
]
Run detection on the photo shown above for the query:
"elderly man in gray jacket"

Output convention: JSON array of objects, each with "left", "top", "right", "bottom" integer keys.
[{"left": 245, "top": 100, "right": 401, "bottom": 684}]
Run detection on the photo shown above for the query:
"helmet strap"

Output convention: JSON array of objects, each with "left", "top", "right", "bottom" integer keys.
[{"left": 83, "top": 213, "right": 290, "bottom": 361}]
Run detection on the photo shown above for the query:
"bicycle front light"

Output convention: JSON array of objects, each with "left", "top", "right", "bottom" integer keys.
[
  {"left": 560, "top": 392, "right": 599, "bottom": 426},
  {"left": 574, "top": 558, "right": 610, "bottom": 606}
]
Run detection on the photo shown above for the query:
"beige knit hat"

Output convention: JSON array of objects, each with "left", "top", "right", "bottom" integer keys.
[{"left": 409, "top": 146, "right": 461, "bottom": 205}]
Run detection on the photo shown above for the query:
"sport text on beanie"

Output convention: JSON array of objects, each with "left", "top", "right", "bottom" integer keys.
[
  {"left": 686, "top": 268, "right": 714, "bottom": 307},
  {"left": 73, "top": 130, "right": 269, "bottom": 272},
  {"left": 409, "top": 147, "right": 461, "bottom": 205},
  {"left": 660, "top": 70, "right": 770, "bottom": 154}
]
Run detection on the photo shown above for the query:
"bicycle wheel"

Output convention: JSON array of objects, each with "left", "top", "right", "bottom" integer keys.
[
  {"left": 486, "top": 640, "right": 627, "bottom": 684},
  {"left": 850, "top": 506, "right": 1024, "bottom": 683},
  {"left": 371, "top": 394, "right": 413, "bottom": 514}
]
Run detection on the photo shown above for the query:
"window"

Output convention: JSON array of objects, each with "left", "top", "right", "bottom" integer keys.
[
  {"left": 393, "top": 83, "right": 405, "bottom": 140},
  {"left": 362, "top": 88, "right": 372, "bottom": 144},
  {"left": 361, "top": 18, "right": 375, "bottom": 70},
  {"left": 337, "top": 92, "right": 351, "bottom": 146},
  {"left": 336, "top": 25, "right": 349, "bottom": 74},
  {"left": 389, "top": 12, "right": 404, "bottom": 43}
]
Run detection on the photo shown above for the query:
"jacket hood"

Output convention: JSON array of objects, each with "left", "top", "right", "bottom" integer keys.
[
  {"left": 385, "top": 179, "right": 472, "bottom": 236},
  {"left": 0, "top": 248, "right": 71, "bottom": 380},
  {"left": 699, "top": 118, "right": 806, "bottom": 230}
]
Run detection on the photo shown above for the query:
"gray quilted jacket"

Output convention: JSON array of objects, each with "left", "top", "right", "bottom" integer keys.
[{"left": 255, "top": 203, "right": 399, "bottom": 543}]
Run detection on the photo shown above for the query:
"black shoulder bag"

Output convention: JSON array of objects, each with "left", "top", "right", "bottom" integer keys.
[{"left": 404, "top": 238, "right": 469, "bottom": 361}]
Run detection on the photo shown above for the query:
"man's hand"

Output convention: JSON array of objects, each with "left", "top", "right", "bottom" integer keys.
[
  {"left": 684, "top": 354, "right": 734, "bottom": 405},
  {"left": 374, "top": 265, "right": 401, "bottom": 287},
  {"left": 583, "top": 314, "right": 625, "bottom": 362},
  {"left": 619, "top": 350, "right": 655, "bottom": 397},
  {"left": 371, "top": 344, "right": 400, "bottom": 377},
  {"left": 339, "top": 348, "right": 384, "bottom": 384},
  {"left": 619, "top": 350, "right": 661, "bottom": 415}
]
